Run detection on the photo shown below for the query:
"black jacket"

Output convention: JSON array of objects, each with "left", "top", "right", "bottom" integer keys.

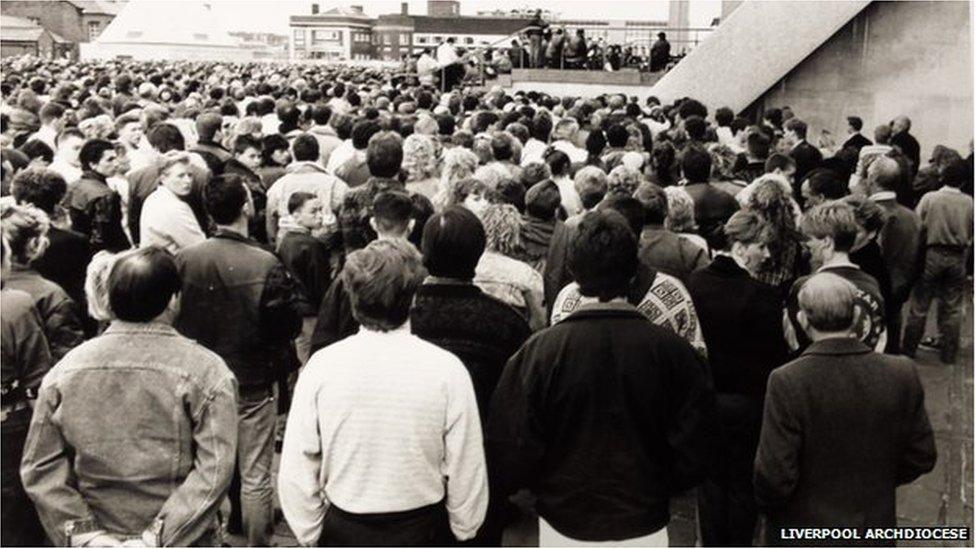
[
  {"left": 411, "top": 282, "right": 530, "bottom": 422},
  {"left": 842, "top": 133, "right": 872, "bottom": 153},
  {"left": 486, "top": 303, "right": 716, "bottom": 541},
  {"left": 34, "top": 227, "right": 95, "bottom": 335},
  {"left": 754, "top": 338, "right": 936, "bottom": 545},
  {"left": 686, "top": 255, "right": 787, "bottom": 400},
  {"left": 789, "top": 142, "right": 824, "bottom": 199},
  {"left": 277, "top": 230, "right": 334, "bottom": 310},
  {"left": 891, "top": 131, "right": 920, "bottom": 177},
  {"left": 65, "top": 172, "right": 130, "bottom": 253}
]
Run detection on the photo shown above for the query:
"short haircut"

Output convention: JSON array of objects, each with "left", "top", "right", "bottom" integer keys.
[
  {"left": 291, "top": 133, "right": 320, "bottom": 162},
  {"left": 678, "top": 98, "right": 708, "bottom": 120},
  {"left": 747, "top": 131, "right": 771, "bottom": 159},
  {"left": 39, "top": 102, "right": 65, "bottom": 123},
  {"left": 764, "top": 152, "right": 796, "bottom": 174},
  {"left": 606, "top": 124, "right": 629, "bottom": 148},
  {"left": 10, "top": 168, "right": 67, "bottom": 214},
  {"left": 530, "top": 114, "right": 552, "bottom": 142},
  {"left": 634, "top": 181, "right": 668, "bottom": 225},
  {"left": 496, "top": 178, "right": 526, "bottom": 212},
  {"left": 574, "top": 166, "right": 608, "bottom": 209},
  {"left": 56, "top": 128, "right": 85, "bottom": 147},
  {"left": 847, "top": 116, "right": 863, "bottom": 132},
  {"left": 490, "top": 133, "right": 514, "bottom": 161},
  {"left": 585, "top": 129, "right": 606, "bottom": 156},
  {"left": 683, "top": 115, "right": 707, "bottom": 141},
  {"left": 842, "top": 195, "right": 886, "bottom": 234},
  {"left": 366, "top": 131, "right": 403, "bottom": 178},
  {"left": 436, "top": 114, "right": 456, "bottom": 136},
  {"left": 598, "top": 196, "right": 645, "bottom": 236},
  {"left": 18, "top": 140, "right": 54, "bottom": 164},
  {"left": 798, "top": 272, "right": 856, "bottom": 332},
  {"left": 545, "top": 149, "right": 571, "bottom": 177},
  {"left": 205, "top": 173, "right": 248, "bottom": 225},
  {"left": 195, "top": 112, "right": 223, "bottom": 142},
  {"left": 715, "top": 107, "right": 734, "bottom": 127},
  {"left": 763, "top": 107, "right": 783, "bottom": 127},
  {"left": 941, "top": 158, "right": 968, "bottom": 188},
  {"left": 311, "top": 104, "right": 332, "bottom": 125},
  {"left": 147, "top": 123, "right": 185, "bottom": 153},
  {"left": 569, "top": 209, "right": 638, "bottom": 301},
  {"left": 108, "top": 246, "right": 181, "bottom": 322},
  {"left": 525, "top": 180, "right": 561, "bottom": 220},
  {"left": 79, "top": 139, "right": 115, "bottom": 171},
  {"left": 287, "top": 191, "right": 317, "bottom": 214},
  {"left": 520, "top": 161, "right": 551, "bottom": 188},
  {"left": 681, "top": 145, "right": 712, "bottom": 183},
  {"left": 866, "top": 156, "right": 901, "bottom": 192},
  {"left": 607, "top": 165, "right": 642, "bottom": 198},
  {"left": 372, "top": 191, "right": 414, "bottom": 234},
  {"left": 874, "top": 124, "right": 892, "bottom": 145},
  {"left": 785, "top": 118, "right": 808, "bottom": 139},
  {"left": 158, "top": 150, "right": 191, "bottom": 177},
  {"left": 806, "top": 168, "right": 848, "bottom": 200},
  {"left": 233, "top": 133, "right": 262, "bottom": 155},
  {"left": 352, "top": 119, "right": 382, "bottom": 150},
  {"left": 261, "top": 134, "right": 290, "bottom": 165},
  {"left": 552, "top": 118, "right": 579, "bottom": 141},
  {"left": 421, "top": 206, "right": 486, "bottom": 280},
  {"left": 800, "top": 200, "right": 859, "bottom": 253}
]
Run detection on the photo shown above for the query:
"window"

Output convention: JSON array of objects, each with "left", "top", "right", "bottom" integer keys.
[
  {"left": 87, "top": 21, "right": 100, "bottom": 40},
  {"left": 464, "top": 37, "right": 473, "bottom": 44},
  {"left": 382, "top": 34, "right": 391, "bottom": 45},
  {"left": 417, "top": 36, "right": 428, "bottom": 44},
  {"left": 434, "top": 35, "right": 442, "bottom": 43},
  {"left": 312, "top": 30, "right": 342, "bottom": 45},
  {"left": 293, "top": 29, "right": 305, "bottom": 44},
  {"left": 27, "top": 16, "right": 40, "bottom": 25}
]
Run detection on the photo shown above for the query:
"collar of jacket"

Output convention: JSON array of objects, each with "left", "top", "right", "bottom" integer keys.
[
  {"left": 365, "top": 176, "right": 403, "bottom": 192},
  {"left": 287, "top": 161, "right": 328, "bottom": 175},
  {"left": 562, "top": 300, "right": 645, "bottom": 322},
  {"left": 708, "top": 254, "right": 750, "bottom": 277},
  {"left": 801, "top": 337, "right": 872, "bottom": 357},
  {"left": 81, "top": 170, "right": 108, "bottom": 185},
  {"left": 196, "top": 140, "right": 229, "bottom": 153},
  {"left": 104, "top": 321, "right": 180, "bottom": 337},
  {"left": 213, "top": 228, "right": 251, "bottom": 244}
]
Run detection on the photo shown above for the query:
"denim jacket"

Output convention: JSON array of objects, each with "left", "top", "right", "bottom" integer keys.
[{"left": 20, "top": 321, "right": 238, "bottom": 547}]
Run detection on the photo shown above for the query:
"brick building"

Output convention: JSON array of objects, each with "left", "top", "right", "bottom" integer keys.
[{"left": 0, "top": 0, "right": 123, "bottom": 56}]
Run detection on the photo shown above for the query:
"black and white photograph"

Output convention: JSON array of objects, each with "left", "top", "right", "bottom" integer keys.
[{"left": 0, "top": 0, "right": 973, "bottom": 546}]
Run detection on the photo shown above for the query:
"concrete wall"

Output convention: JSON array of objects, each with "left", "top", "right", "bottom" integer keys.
[
  {"left": 80, "top": 42, "right": 258, "bottom": 62},
  {"left": 1, "top": 1, "right": 85, "bottom": 42},
  {"left": 756, "top": 0, "right": 972, "bottom": 161}
]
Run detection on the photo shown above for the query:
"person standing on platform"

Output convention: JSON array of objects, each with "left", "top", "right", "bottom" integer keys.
[{"left": 526, "top": 10, "right": 549, "bottom": 69}]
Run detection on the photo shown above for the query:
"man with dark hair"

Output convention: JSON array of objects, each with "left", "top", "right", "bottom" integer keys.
[
  {"left": 755, "top": 273, "right": 935, "bottom": 545},
  {"left": 732, "top": 129, "right": 771, "bottom": 183},
  {"left": 801, "top": 168, "right": 848, "bottom": 208},
  {"left": 336, "top": 131, "right": 414, "bottom": 253},
  {"left": 902, "top": 158, "right": 973, "bottom": 363},
  {"left": 49, "top": 128, "right": 85, "bottom": 184},
  {"left": 28, "top": 102, "right": 65, "bottom": 150},
  {"left": 634, "top": 181, "right": 709, "bottom": 281},
  {"left": 175, "top": 173, "right": 306, "bottom": 547},
  {"left": 311, "top": 190, "right": 417, "bottom": 354},
  {"left": 65, "top": 139, "right": 131, "bottom": 253},
  {"left": 650, "top": 31, "right": 671, "bottom": 72},
  {"left": 189, "top": 112, "right": 231, "bottom": 176},
  {"left": 22, "top": 247, "right": 238, "bottom": 547},
  {"left": 279, "top": 237, "right": 488, "bottom": 546},
  {"left": 890, "top": 115, "right": 920, "bottom": 178},
  {"left": 785, "top": 118, "right": 823, "bottom": 199},
  {"left": 681, "top": 145, "right": 739, "bottom": 248},
  {"left": 488, "top": 208, "right": 715, "bottom": 545},
  {"left": 307, "top": 104, "right": 341, "bottom": 166},
  {"left": 842, "top": 115, "right": 872, "bottom": 152},
  {"left": 265, "top": 133, "right": 347, "bottom": 246},
  {"left": 224, "top": 134, "right": 270, "bottom": 244},
  {"left": 127, "top": 123, "right": 209, "bottom": 245},
  {"left": 686, "top": 210, "right": 788, "bottom": 546},
  {"left": 521, "top": 114, "right": 552, "bottom": 166},
  {"left": 335, "top": 119, "right": 382, "bottom": 188},
  {"left": 13, "top": 168, "right": 96, "bottom": 333}
]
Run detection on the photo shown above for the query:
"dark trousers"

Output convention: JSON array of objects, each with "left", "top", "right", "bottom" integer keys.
[
  {"left": 318, "top": 500, "right": 453, "bottom": 547},
  {"left": 2, "top": 409, "right": 48, "bottom": 546},
  {"left": 903, "top": 247, "right": 968, "bottom": 363},
  {"left": 697, "top": 394, "right": 761, "bottom": 546}
]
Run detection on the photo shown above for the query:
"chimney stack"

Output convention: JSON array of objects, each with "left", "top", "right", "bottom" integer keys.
[
  {"left": 401, "top": 2, "right": 409, "bottom": 15},
  {"left": 311, "top": 2, "right": 319, "bottom": 14}
]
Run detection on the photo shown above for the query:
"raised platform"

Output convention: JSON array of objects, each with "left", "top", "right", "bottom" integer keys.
[{"left": 498, "top": 68, "right": 664, "bottom": 100}]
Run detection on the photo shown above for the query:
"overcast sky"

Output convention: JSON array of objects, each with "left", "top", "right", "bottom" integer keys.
[{"left": 206, "top": 0, "right": 722, "bottom": 33}]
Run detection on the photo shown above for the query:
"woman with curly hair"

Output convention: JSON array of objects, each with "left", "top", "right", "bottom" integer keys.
[
  {"left": 1, "top": 204, "right": 84, "bottom": 361},
  {"left": 474, "top": 203, "right": 547, "bottom": 330},
  {"left": 744, "top": 177, "right": 807, "bottom": 293},
  {"left": 433, "top": 146, "right": 479, "bottom": 211},
  {"left": 402, "top": 133, "right": 440, "bottom": 199},
  {"left": 607, "top": 164, "right": 643, "bottom": 198}
]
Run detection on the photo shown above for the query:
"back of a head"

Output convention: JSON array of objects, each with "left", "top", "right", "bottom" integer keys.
[
  {"left": 311, "top": 104, "right": 332, "bottom": 126},
  {"left": 806, "top": 168, "right": 848, "bottom": 200},
  {"left": 366, "top": 131, "right": 403, "bottom": 178},
  {"left": 545, "top": 149, "right": 571, "bottom": 177},
  {"left": 352, "top": 119, "right": 382, "bottom": 150},
  {"left": 11, "top": 168, "right": 67, "bottom": 215},
  {"left": 721, "top": 209, "right": 768, "bottom": 251},
  {"left": 941, "top": 158, "right": 968, "bottom": 188},
  {"left": 798, "top": 272, "right": 856, "bottom": 333},
  {"left": 800, "top": 200, "right": 858, "bottom": 252},
  {"left": 574, "top": 166, "right": 608, "bottom": 209},
  {"left": 747, "top": 131, "right": 772, "bottom": 159},
  {"left": 372, "top": 191, "right": 414, "bottom": 235},
  {"left": 678, "top": 98, "right": 707, "bottom": 120},
  {"left": 291, "top": 133, "right": 320, "bottom": 162},
  {"left": 342, "top": 238, "right": 426, "bottom": 332},
  {"left": 148, "top": 123, "right": 185, "bottom": 153},
  {"left": 634, "top": 181, "right": 667, "bottom": 225},
  {"left": 606, "top": 124, "right": 629, "bottom": 148},
  {"left": 531, "top": 114, "right": 553, "bottom": 142},
  {"left": 598, "top": 195, "right": 645, "bottom": 236},
  {"left": 847, "top": 116, "right": 863, "bottom": 132},
  {"left": 715, "top": 107, "right": 734, "bottom": 128},
  {"left": 108, "top": 247, "right": 181, "bottom": 322},
  {"left": 683, "top": 115, "right": 707, "bottom": 141},
  {"left": 585, "top": 129, "right": 606, "bottom": 156},
  {"left": 491, "top": 133, "right": 514, "bottom": 162},
  {"left": 785, "top": 118, "right": 808, "bottom": 140},
  {"left": 865, "top": 156, "right": 901, "bottom": 192},
  {"left": 874, "top": 124, "right": 892, "bottom": 145},
  {"left": 195, "top": 112, "right": 223, "bottom": 143},
  {"left": 681, "top": 145, "right": 712, "bottom": 183},
  {"left": 525, "top": 180, "right": 561, "bottom": 220},
  {"left": 570, "top": 209, "right": 638, "bottom": 302},
  {"left": 206, "top": 174, "right": 248, "bottom": 225},
  {"left": 764, "top": 152, "right": 795, "bottom": 175},
  {"left": 421, "top": 205, "right": 486, "bottom": 280}
]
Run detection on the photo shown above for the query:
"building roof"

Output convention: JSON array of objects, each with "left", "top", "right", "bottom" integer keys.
[
  {"left": 94, "top": 0, "right": 240, "bottom": 47},
  {"left": 1, "top": 27, "right": 45, "bottom": 42},
  {"left": 412, "top": 15, "right": 532, "bottom": 35},
  {"left": 66, "top": 0, "right": 125, "bottom": 15},
  {"left": 650, "top": 0, "right": 871, "bottom": 112}
]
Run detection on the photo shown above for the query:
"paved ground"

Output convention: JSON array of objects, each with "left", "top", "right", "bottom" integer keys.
[{"left": 227, "top": 289, "right": 974, "bottom": 547}]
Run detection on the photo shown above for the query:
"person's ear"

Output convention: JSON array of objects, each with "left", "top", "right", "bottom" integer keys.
[
  {"left": 797, "top": 309, "right": 811, "bottom": 336},
  {"left": 406, "top": 218, "right": 416, "bottom": 236},
  {"left": 369, "top": 217, "right": 379, "bottom": 234}
]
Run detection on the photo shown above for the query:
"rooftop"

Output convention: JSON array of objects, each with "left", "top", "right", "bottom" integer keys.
[{"left": 66, "top": 0, "right": 126, "bottom": 16}]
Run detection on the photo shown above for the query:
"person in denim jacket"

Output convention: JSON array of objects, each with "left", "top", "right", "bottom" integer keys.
[{"left": 20, "top": 247, "right": 238, "bottom": 547}]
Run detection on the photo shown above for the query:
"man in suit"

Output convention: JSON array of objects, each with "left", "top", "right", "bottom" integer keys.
[
  {"left": 891, "top": 115, "right": 921, "bottom": 179},
  {"left": 867, "top": 157, "right": 922, "bottom": 354},
  {"left": 755, "top": 273, "right": 936, "bottom": 545},
  {"left": 842, "top": 116, "right": 872, "bottom": 153},
  {"left": 785, "top": 118, "right": 823, "bottom": 201}
]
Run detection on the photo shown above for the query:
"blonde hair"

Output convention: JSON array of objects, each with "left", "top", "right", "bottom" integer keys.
[
  {"left": 0, "top": 203, "right": 50, "bottom": 265},
  {"left": 402, "top": 134, "right": 438, "bottom": 182},
  {"left": 84, "top": 250, "right": 134, "bottom": 321},
  {"left": 435, "top": 147, "right": 479, "bottom": 210},
  {"left": 663, "top": 186, "right": 698, "bottom": 232},
  {"left": 481, "top": 203, "right": 524, "bottom": 257}
]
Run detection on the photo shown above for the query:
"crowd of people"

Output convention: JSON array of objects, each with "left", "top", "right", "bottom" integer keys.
[{"left": 0, "top": 53, "right": 972, "bottom": 547}]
